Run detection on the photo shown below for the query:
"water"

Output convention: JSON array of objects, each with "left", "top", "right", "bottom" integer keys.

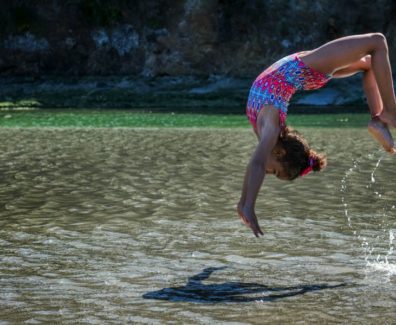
[{"left": 0, "top": 127, "right": 395, "bottom": 324}]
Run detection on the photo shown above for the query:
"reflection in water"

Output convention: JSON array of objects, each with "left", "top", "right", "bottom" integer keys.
[{"left": 143, "top": 267, "right": 346, "bottom": 303}]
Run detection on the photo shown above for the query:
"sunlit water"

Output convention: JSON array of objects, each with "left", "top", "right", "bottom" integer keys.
[{"left": 0, "top": 127, "right": 395, "bottom": 324}]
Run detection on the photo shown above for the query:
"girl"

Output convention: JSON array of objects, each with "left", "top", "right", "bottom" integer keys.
[{"left": 238, "top": 33, "right": 396, "bottom": 237}]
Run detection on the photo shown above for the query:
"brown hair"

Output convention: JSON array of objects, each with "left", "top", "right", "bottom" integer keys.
[{"left": 278, "top": 127, "right": 327, "bottom": 180}]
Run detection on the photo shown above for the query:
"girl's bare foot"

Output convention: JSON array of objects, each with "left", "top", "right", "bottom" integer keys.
[
  {"left": 368, "top": 117, "right": 396, "bottom": 153},
  {"left": 378, "top": 110, "right": 396, "bottom": 129}
]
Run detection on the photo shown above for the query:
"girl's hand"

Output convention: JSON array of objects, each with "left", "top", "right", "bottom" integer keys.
[{"left": 237, "top": 204, "right": 264, "bottom": 237}]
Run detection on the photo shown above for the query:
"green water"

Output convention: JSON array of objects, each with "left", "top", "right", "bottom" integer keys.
[{"left": 0, "top": 110, "right": 369, "bottom": 128}]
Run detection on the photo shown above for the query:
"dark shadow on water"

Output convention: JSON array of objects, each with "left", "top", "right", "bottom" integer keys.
[{"left": 143, "top": 267, "right": 347, "bottom": 303}]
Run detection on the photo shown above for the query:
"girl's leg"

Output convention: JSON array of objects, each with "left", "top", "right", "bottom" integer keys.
[
  {"left": 363, "top": 65, "right": 383, "bottom": 117},
  {"left": 302, "top": 33, "right": 396, "bottom": 126},
  {"left": 361, "top": 57, "right": 396, "bottom": 152},
  {"left": 316, "top": 48, "right": 395, "bottom": 152},
  {"left": 332, "top": 55, "right": 383, "bottom": 116}
]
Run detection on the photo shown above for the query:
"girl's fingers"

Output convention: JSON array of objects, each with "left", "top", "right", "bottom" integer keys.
[{"left": 237, "top": 208, "right": 264, "bottom": 236}]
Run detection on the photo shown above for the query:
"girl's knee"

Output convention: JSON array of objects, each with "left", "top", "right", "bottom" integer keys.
[{"left": 370, "top": 33, "right": 388, "bottom": 51}]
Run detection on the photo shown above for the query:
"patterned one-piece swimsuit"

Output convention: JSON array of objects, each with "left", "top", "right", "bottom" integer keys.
[{"left": 246, "top": 52, "right": 332, "bottom": 129}]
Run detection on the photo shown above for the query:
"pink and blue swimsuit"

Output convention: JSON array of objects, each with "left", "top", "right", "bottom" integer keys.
[{"left": 246, "top": 52, "right": 332, "bottom": 129}]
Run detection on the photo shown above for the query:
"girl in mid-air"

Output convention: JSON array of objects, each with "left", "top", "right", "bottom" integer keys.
[{"left": 238, "top": 33, "right": 396, "bottom": 237}]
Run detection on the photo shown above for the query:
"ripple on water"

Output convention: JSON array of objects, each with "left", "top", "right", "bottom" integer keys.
[{"left": 0, "top": 128, "right": 395, "bottom": 323}]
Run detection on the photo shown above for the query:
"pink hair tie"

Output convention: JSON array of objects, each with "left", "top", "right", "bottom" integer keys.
[{"left": 300, "top": 157, "right": 315, "bottom": 177}]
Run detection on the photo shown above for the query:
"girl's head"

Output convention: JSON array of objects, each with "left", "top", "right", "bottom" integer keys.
[{"left": 268, "top": 127, "right": 327, "bottom": 180}]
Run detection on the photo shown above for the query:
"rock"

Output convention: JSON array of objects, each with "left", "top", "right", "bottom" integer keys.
[
  {"left": 4, "top": 32, "right": 49, "bottom": 52},
  {"left": 1, "top": 0, "right": 394, "bottom": 79},
  {"left": 297, "top": 88, "right": 343, "bottom": 106},
  {"left": 0, "top": 0, "right": 394, "bottom": 108}
]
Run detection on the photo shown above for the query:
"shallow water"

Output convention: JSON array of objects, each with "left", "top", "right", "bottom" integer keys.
[{"left": 0, "top": 127, "right": 395, "bottom": 324}]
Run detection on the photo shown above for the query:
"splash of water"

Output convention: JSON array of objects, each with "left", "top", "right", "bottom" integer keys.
[
  {"left": 341, "top": 152, "right": 395, "bottom": 276},
  {"left": 340, "top": 159, "right": 359, "bottom": 228},
  {"left": 366, "top": 230, "right": 396, "bottom": 276},
  {"left": 370, "top": 154, "right": 384, "bottom": 198},
  {"left": 365, "top": 155, "right": 395, "bottom": 276}
]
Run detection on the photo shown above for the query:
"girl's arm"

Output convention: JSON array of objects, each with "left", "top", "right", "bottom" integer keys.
[{"left": 238, "top": 106, "right": 281, "bottom": 237}]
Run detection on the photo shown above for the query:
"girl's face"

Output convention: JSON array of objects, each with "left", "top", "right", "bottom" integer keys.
[{"left": 266, "top": 147, "right": 289, "bottom": 180}]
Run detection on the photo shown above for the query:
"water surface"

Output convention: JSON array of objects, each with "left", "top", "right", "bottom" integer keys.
[{"left": 0, "top": 128, "right": 395, "bottom": 324}]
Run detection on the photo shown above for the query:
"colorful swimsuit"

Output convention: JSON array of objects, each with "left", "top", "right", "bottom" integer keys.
[{"left": 246, "top": 52, "right": 332, "bottom": 129}]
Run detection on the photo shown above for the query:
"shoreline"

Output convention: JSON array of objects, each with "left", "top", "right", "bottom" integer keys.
[
  {"left": 0, "top": 110, "right": 370, "bottom": 128},
  {"left": 0, "top": 75, "right": 367, "bottom": 112}
]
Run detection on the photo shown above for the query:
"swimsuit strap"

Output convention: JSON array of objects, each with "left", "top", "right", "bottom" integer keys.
[{"left": 279, "top": 111, "right": 286, "bottom": 129}]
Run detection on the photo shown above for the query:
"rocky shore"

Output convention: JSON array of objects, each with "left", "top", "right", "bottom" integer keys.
[
  {"left": 0, "top": 73, "right": 368, "bottom": 112},
  {"left": 0, "top": 0, "right": 394, "bottom": 111}
]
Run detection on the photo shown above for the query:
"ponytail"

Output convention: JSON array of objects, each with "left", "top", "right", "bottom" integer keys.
[
  {"left": 300, "top": 151, "right": 327, "bottom": 176},
  {"left": 278, "top": 127, "right": 327, "bottom": 179},
  {"left": 309, "top": 150, "right": 327, "bottom": 172}
]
